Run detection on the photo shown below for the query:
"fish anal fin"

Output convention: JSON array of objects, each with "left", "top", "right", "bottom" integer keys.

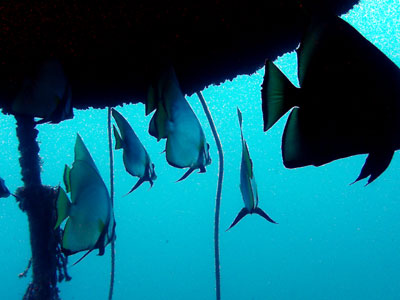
[
  {"left": 72, "top": 249, "right": 94, "bottom": 266},
  {"left": 282, "top": 107, "right": 305, "bottom": 168},
  {"left": 353, "top": 151, "right": 394, "bottom": 185},
  {"left": 262, "top": 60, "right": 299, "bottom": 132},
  {"left": 226, "top": 208, "right": 249, "bottom": 231},
  {"left": 253, "top": 207, "right": 277, "bottom": 224},
  {"left": 113, "top": 125, "right": 124, "bottom": 150},
  {"left": 126, "top": 177, "right": 146, "bottom": 195},
  {"left": 177, "top": 168, "right": 195, "bottom": 182}
]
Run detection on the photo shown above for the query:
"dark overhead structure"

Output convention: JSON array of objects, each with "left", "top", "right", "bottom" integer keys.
[{"left": 0, "top": 0, "right": 359, "bottom": 111}]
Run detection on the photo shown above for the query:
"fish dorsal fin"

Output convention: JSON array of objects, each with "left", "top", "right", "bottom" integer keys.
[
  {"left": 54, "top": 186, "right": 71, "bottom": 229},
  {"left": 159, "top": 66, "right": 187, "bottom": 121},
  {"left": 237, "top": 107, "right": 243, "bottom": 135},
  {"left": 113, "top": 125, "right": 124, "bottom": 150},
  {"left": 237, "top": 108, "right": 253, "bottom": 179},
  {"left": 74, "top": 134, "right": 99, "bottom": 173},
  {"left": 63, "top": 165, "right": 72, "bottom": 193},
  {"left": 243, "top": 141, "right": 254, "bottom": 179}
]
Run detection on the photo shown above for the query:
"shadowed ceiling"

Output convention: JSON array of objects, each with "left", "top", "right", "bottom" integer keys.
[{"left": 0, "top": 0, "right": 359, "bottom": 110}]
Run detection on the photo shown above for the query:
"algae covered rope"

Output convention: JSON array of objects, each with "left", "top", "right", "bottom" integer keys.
[
  {"left": 196, "top": 91, "right": 224, "bottom": 300},
  {"left": 15, "top": 115, "right": 60, "bottom": 300},
  {"left": 107, "top": 107, "right": 116, "bottom": 300}
]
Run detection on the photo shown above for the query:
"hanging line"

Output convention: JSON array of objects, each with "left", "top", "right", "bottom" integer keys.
[
  {"left": 196, "top": 91, "right": 224, "bottom": 300},
  {"left": 107, "top": 107, "right": 116, "bottom": 300}
]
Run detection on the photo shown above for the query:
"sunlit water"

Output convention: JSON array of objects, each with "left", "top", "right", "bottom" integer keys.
[{"left": 0, "top": 0, "right": 399, "bottom": 299}]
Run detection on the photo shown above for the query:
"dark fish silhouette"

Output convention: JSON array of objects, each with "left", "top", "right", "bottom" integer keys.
[
  {"left": 147, "top": 67, "right": 211, "bottom": 181},
  {"left": 227, "top": 108, "right": 277, "bottom": 231},
  {"left": 262, "top": 15, "right": 400, "bottom": 184},
  {"left": 12, "top": 59, "right": 73, "bottom": 124},
  {"left": 112, "top": 108, "right": 156, "bottom": 193}
]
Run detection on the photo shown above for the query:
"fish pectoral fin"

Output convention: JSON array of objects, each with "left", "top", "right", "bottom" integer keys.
[
  {"left": 262, "top": 60, "right": 299, "bottom": 132},
  {"left": 54, "top": 187, "right": 71, "bottom": 229},
  {"left": 352, "top": 150, "right": 394, "bottom": 185},
  {"left": 226, "top": 208, "right": 249, "bottom": 231},
  {"left": 126, "top": 177, "right": 146, "bottom": 195},
  {"left": 253, "top": 207, "right": 278, "bottom": 224},
  {"left": 63, "top": 165, "right": 72, "bottom": 193},
  {"left": 177, "top": 168, "right": 195, "bottom": 182},
  {"left": 113, "top": 125, "right": 124, "bottom": 150}
]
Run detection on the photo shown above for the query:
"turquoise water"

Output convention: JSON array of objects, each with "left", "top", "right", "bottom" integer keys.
[{"left": 1, "top": 0, "right": 400, "bottom": 299}]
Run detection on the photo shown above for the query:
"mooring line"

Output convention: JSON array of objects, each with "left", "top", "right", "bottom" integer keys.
[
  {"left": 107, "top": 107, "right": 116, "bottom": 300},
  {"left": 197, "top": 91, "right": 224, "bottom": 300}
]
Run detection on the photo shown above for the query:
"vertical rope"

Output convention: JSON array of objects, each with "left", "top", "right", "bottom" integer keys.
[
  {"left": 16, "top": 115, "right": 59, "bottom": 300},
  {"left": 107, "top": 108, "right": 116, "bottom": 300},
  {"left": 196, "top": 91, "right": 224, "bottom": 300}
]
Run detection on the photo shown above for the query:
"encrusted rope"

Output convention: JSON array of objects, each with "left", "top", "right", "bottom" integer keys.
[
  {"left": 196, "top": 91, "right": 224, "bottom": 300},
  {"left": 107, "top": 108, "right": 116, "bottom": 300}
]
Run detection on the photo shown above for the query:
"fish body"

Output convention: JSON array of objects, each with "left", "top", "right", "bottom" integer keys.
[
  {"left": 112, "top": 108, "right": 156, "bottom": 193},
  {"left": 227, "top": 108, "right": 276, "bottom": 231},
  {"left": 148, "top": 67, "right": 211, "bottom": 181},
  {"left": 0, "top": 177, "right": 10, "bottom": 198},
  {"left": 262, "top": 15, "right": 400, "bottom": 184},
  {"left": 55, "top": 134, "right": 115, "bottom": 262},
  {"left": 12, "top": 59, "right": 73, "bottom": 124}
]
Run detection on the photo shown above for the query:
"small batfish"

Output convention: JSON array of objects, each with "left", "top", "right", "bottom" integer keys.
[
  {"left": 112, "top": 108, "right": 156, "bottom": 193},
  {"left": 54, "top": 134, "right": 115, "bottom": 264},
  {"left": 227, "top": 108, "right": 277, "bottom": 231}
]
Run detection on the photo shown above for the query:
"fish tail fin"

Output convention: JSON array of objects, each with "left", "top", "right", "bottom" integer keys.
[
  {"left": 262, "top": 60, "right": 300, "bottom": 131},
  {"left": 54, "top": 187, "right": 71, "bottom": 229},
  {"left": 352, "top": 151, "right": 394, "bottom": 185},
  {"left": 253, "top": 207, "right": 278, "bottom": 224},
  {"left": 226, "top": 208, "right": 250, "bottom": 231},
  {"left": 113, "top": 125, "right": 124, "bottom": 150},
  {"left": 126, "top": 177, "right": 146, "bottom": 195},
  {"left": 177, "top": 167, "right": 195, "bottom": 182}
]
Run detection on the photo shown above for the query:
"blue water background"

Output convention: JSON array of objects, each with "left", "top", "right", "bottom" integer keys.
[{"left": 0, "top": 0, "right": 399, "bottom": 298}]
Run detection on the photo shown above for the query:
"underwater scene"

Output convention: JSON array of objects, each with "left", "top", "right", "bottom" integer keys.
[{"left": 1, "top": 0, "right": 400, "bottom": 299}]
